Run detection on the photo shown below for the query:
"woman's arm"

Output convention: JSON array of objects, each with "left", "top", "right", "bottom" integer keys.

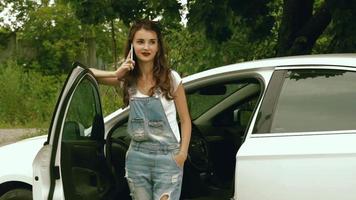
[
  {"left": 89, "top": 54, "right": 135, "bottom": 86},
  {"left": 89, "top": 68, "right": 122, "bottom": 86},
  {"left": 174, "top": 83, "right": 192, "bottom": 168}
]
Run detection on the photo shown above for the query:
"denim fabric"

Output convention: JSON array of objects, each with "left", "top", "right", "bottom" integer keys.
[
  {"left": 125, "top": 88, "right": 183, "bottom": 200},
  {"left": 127, "top": 88, "right": 177, "bottom": 145},
  {"left": 125, "top": 142, "right": 183, "bottom": 200}
]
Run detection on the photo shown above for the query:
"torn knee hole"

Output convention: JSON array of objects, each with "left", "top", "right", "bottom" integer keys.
[{"left": 160, "top": 193, "right": 170, "bottom": 200}]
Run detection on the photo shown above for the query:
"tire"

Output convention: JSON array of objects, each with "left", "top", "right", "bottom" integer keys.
[{"left": 0, "top": 189, "right": 32, "bottom": 200}]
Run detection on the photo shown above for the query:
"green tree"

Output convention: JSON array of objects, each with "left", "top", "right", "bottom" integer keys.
[
  {"left": 0, "top": 0, "right": 39, "bottom": 31},
  {"left": 20, "top": 3, "right": 86, "bottom": 74},
  {"left": 187, "top": 0, "right": 274, "bottom": 42},
  {"left": 0, "top": 0, "right": 40, "bottom": 58},
  {"left": 187, "top": 0, "right": 356, "bottom": 56},
  {"left": 0, "top": 60, "right": 65, "bottom": 127},
  {"left": 65, "top": 0, "right": 183, "bottom": 66},
  {"left": 67, "top": 0, "right": 182, "bottom": 27},
  {"left": 277, "top": 0, "right": 356, "bottom": 55}
]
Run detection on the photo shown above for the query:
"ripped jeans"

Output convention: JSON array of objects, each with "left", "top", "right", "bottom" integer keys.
[{"left": 125, "top": 141, "right": 183, "bottom": 200}]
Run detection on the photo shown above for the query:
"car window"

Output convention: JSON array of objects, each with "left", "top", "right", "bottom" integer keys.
[
  {"left": 239, "top": 97, "right": 259, "bottom": 127},
  {"left": 187, "top": 83, "right": 247, "bottom": 120},
  {"left": 213, "top": 89, "right": 260, "bottom": 127},
  {"left": 62, "top": 77, "right": 101, "bottom": 139},
  {"left": 270, "top": 69, "right": 356, "bottom": 132}
]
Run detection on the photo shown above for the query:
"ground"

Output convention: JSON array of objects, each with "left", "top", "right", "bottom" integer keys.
[{"left": 0, "top": 128, "right": 44, "bottom": 147}]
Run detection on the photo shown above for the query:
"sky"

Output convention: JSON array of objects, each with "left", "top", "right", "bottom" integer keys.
[
  {"left": 0, "top": 3, "right": 18, "bottom": 30},
  {"left": 179, "top": 0, "right": 188, "bottom": 26}
]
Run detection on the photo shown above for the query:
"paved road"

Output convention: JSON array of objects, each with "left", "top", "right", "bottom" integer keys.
[{"left": 0, "top": 128, "right": 42, "bottom": 147}]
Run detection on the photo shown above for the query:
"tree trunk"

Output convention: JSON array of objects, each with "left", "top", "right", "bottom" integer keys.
[
  {"left": 87, "top": 28, "right": 97, "bottom": 68},
  {"left": 8, "top": 32, "right": 17, "bottom": 58},
  {"left": 276, "top": 0, "right": 314, "bottom": 56},
  {"left": 110, "top": 19, "right": 117, "bottom": 68},
  {"left": 286, "top": 3, "right": 331, "bottom": 55},
  {"left": 277, "top": 0, "right": 332, "bottom": 56}
]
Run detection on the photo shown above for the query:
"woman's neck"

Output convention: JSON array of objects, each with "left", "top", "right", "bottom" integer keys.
[
  {"left": 138, "top": 61, "right": 154, "bottom": 79},
  {"left": 137, "top": 62, "right": 155, "bottom": 94}
]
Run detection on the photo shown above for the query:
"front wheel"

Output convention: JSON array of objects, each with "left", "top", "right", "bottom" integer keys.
[{"left": 0, "top": 189, "right": 32, "bottom": 200}]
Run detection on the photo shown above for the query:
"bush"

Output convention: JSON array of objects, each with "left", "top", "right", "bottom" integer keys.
[
  {"left": 0, "top": 60, "right": 124, "bottom": 128},
  {"left": 99, "top": 85, "right": 124, "bottom": 116},
  {"left": 0, "top": 60, "right": 65, "bottom": 128}
]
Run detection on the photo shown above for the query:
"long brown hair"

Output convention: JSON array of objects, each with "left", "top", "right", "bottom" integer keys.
[{"left": 122, "top": 19, "right": 173, "bottom": 106}]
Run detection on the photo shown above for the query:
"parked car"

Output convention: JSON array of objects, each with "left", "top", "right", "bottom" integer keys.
[{"left": 1, "top": 54, "right": 356, "bottom": 200}]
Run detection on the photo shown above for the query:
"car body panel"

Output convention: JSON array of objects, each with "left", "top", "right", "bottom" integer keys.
[
  {"left": 32, "top": 143, "right": 53, "bottom": 199},
  {"left": 0, "top": 135, "right": 46, "bottom": 185},
  {"left": 236, "top": 63, "right": 356, "bottom": 200},
  {"left": 33, "top": 66, "right": 91, "bottom": 200},
  {"left": 236, "top": 133, "right": 356, "bottom": 200}
]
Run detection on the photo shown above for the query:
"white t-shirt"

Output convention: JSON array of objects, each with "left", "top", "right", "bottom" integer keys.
[{"left": 132, "top": 70, "right": 182, "bottom": 142}]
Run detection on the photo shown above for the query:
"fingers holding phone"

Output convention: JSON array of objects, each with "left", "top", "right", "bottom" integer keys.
[
  {"left": 122, "top": 44, "right": 135, "bottom": 72},
  {"left": 130, "top": 44, "right": 134, "bottom": 61},
  {"left": 126, "top": 44, "right": 135, "bottom": 71}
]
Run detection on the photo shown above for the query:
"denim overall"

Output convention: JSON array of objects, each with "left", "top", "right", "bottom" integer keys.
[{"left": 125, "top": 87, "right": 183, "bottom": 200}]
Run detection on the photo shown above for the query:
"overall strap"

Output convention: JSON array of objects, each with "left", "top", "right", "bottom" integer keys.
[
  {"left": 153, "top": 87, "right": 162, "bottom": 98},
  {"left": 128, "top": 87, "right": 137, "bottom": 98},
  {"left": 127, "top": 81, "right": 137, "bottom": 98}
]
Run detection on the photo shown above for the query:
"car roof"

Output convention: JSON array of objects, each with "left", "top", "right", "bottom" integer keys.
[{"left": 183, "top": 54, "right": 356, "bottom": 83}]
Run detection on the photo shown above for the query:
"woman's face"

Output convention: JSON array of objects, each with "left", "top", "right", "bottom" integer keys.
[{"left": 132, "top": 28, "right": 159, "bottom": 64}]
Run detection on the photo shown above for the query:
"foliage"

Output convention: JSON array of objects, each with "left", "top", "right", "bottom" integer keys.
[
  {"left": 19, "top": 4, "right": 86, "bottom": 74},
  {"left": 187, "top": 0, "right": 275, "bottom": 42},
  {"left": 166, "top": 9, "right": 277, "bottom": 76},
  {"left": 166, "top": 28, "right": 222, "bottom": 74},
  {"left": 324, "top": 0, "right": 356, "bottom": 52},
  {"left": 0, "top": 28, "right": 11, "bottom": 52},
  {"left": 94, "top": 20, "right": 130, "bottom": 67},
  {"left": 0, "top": 60, "right": 123, "bottom": 128},
  {"left": 99, "top": 85, "right": 124, "bottom": 116},
  {"left": 0, "top": 60, "right": 65, "bottom": 128},
  {"left": 67, "top": 0, "right": 182, "bottom": 28},
  {"left": 65, "top": 0, "right": 183, "bottom": 67},
  {"left": 2, "top": 0, "right": 356, "bottom": 128},
  {"left": 186, "top": 0, "right": 356, "bottom": 56},
  {"left": 0, "top": 0, "right": 40, "bottom": 31}
]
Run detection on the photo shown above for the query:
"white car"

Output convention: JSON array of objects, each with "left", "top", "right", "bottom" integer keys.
[{"left": 1, "top": 54, "right": 356, "bottom": 200}]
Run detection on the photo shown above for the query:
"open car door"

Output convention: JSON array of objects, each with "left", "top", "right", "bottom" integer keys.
[{"left": 33, "top": 63, "right": 114, "bottom": 200}]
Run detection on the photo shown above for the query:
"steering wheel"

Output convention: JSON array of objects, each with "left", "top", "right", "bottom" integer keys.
[{"left": 187, "top": 124, "right": 210, "bottom": 172}]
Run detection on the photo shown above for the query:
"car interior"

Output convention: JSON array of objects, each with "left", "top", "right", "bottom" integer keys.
[{"left": 105, "top": 77, "right": 262, "bottom": 200}]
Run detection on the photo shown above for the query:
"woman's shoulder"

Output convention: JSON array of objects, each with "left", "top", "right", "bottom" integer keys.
[
  {"left": 169, "top": 69, "right": 182, "bottom": 81},
  {"left": 168, "top": 69, "right": 182, "bottom": 93}
]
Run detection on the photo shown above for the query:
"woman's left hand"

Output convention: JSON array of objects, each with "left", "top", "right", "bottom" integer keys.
[{"left": 174, "top": 152, "right": 187, "bottom": 169}]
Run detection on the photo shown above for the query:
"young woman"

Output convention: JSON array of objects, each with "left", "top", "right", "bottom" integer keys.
[{"left": 90, "top": 19, "right": 191, "bottom": 200}]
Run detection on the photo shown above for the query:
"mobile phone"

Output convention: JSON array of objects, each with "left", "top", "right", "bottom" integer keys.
[{"left": 130, "top": 44, "right": 133, "bottom": 60}]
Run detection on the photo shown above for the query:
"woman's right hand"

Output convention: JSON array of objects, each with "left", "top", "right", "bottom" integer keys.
[{"left": 116, "top": 50, "right": 135, "bottom": 75}]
